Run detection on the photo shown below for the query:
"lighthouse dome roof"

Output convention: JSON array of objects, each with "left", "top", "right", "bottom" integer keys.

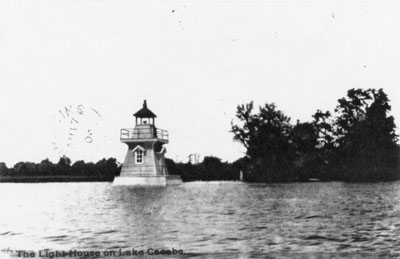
[{"left": 133, "top": 100, "right": 157, "bottom": 118}]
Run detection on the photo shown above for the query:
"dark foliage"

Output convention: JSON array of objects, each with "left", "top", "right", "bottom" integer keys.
[
  {"left": 0, "top": 156, "right": 121, "bottom": 181},
  {"left": 232, "top": 88, "right": 400, "bottom": 182},
  {"left": 165, "top": 156, "right": 243, "bottom": 182},
  {"left": 333, "top": 89, "right": 399, "bottom": 181}
]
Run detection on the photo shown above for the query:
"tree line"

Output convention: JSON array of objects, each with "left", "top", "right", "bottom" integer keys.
[
  {"left": 0, "top": 157, "right": 121, "bottom": 182},
  {"left": 165, "top": 156, "right": 243, "bottom": 182},
  {"left": 0, "top": 155, "right": 242, "bottom": 182},
  {"left": 230, "top": 88, "right": 400, "bottom": 182}
]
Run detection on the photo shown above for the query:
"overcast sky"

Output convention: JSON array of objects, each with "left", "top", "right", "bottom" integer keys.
[{"left": 0, "top": 0, "right": 399, "bottom": 167}]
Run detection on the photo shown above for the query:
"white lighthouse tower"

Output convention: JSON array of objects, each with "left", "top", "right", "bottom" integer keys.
[{"left": 113, "top": 100, "right": 181, "bottom": 186}]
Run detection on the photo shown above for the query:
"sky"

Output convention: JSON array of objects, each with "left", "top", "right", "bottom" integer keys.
[{"left": 0, "top": 0, "right": 399, "bottom": 167}]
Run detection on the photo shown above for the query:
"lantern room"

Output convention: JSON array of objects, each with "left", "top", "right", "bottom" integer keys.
[{"left": 133, "top": 100, "right": 156, "bottom": 126}]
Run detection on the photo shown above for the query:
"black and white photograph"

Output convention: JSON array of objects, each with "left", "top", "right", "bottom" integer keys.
[{"left": 1, "top": 0, "right": 400, "bottom": 258}]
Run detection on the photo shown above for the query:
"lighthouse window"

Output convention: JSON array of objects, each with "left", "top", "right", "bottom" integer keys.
[{"left": 135, "top": 150, "right": 144, "bottom": 164}]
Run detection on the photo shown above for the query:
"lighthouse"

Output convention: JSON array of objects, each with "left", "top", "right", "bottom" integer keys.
[{"left": 113, "top": 100, "right": 182, "bottom": 186}]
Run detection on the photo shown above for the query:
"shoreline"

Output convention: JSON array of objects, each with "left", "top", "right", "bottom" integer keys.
[
  {"left": 0, "top": 175, "right": 114, "bottom": 183},
  {"left": 1, "top": 175, "right": 397, "bottom": 184}
]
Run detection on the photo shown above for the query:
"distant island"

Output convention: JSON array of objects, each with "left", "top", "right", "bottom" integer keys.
[{"left": 1, "top": 88, "right": 399, "bottom": 183}]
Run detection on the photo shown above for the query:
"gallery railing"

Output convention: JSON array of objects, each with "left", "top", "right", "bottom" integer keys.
[{"left": 120, "top": 128, "right": 169, "bottom": 141}]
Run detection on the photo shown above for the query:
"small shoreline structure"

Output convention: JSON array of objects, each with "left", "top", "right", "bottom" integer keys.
[{"left": 113, "top": 100, "right": 182, "bottom": 187}]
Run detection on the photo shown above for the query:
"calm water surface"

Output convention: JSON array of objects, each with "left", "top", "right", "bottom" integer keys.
[{"left": 1, "top": 181, "right": 400, "bottom": 258}]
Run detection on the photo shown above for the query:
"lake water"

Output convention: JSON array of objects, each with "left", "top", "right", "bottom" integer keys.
[{"left": 1, "top": 181, "right": 400, "bottom": 258}]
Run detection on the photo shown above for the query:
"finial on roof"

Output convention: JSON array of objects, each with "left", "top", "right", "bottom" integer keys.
[{"left": 133, "top": 99, "right": 157, "bottom": 118}]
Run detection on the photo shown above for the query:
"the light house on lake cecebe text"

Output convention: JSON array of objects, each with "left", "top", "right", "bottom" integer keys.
[{"left": 113, "top": 100, "right": 182, "bottom": 186}]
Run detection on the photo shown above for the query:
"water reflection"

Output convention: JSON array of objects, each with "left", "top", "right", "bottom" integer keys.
[{"left": 1, "top": 181, "right": 400, "bottom": 258}]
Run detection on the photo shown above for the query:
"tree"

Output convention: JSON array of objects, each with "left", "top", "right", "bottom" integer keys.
[
  {"left": 333, "top": 88, "right": 399, "bottom": 181},
  {"left": 311, "top": 110, "right": 338, "bottom": 180},
  {"left": 38, "top": 159, "right": 54, "bottom": 175},
  {"left": 312, "top": 110, "right": 335, "bottom": 149},
  {"left": 94, "top": 158, "right": 120, "bottom": 177},
  {"left": 231, "top": 102, "right": 296, "bottom": 182},
  {"left": 13, "top": 162, "right": 38, "bottom": 175},
  {"left": 55, "top": 156, "right": 72, "bottom": 175},
  {"left": 202, "top": 156, "right": 225, "bottom": 180},
  {"left": 290, "top": 122, "right": 320, "bottom": 180},
  {"left": 0, "top": 162, "right": 8, "bottom": 175},
  {"left": 291, "top": 122, "right": 318, "bottom": 157},
  {"left": 165, "top": 158, "right": 180, "bottom": 176},
  {"left": 72, "top": 160, "right": 88, "bottom": 175}
]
